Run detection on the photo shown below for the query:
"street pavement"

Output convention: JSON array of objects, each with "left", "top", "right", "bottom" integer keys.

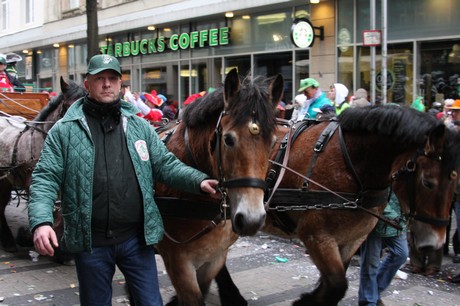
[{"left": 1, "top": 201, "right": 460, "bottom": 305}]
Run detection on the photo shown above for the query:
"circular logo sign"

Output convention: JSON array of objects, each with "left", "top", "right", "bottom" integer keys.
[
  {"left": 376, "top": 70, "right": 395, "bottom": 92},
  {"left": 338, "top": 28, "right": 351, "bottom": 52},
  {"left": 291, "top": 18, "right": 315, "bottom": 49}
]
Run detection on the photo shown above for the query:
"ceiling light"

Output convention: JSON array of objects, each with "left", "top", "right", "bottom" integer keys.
[
  {"left": 53, "top": 43, "right": 60, "bottom": 48},
  {"left": 225, "top": 12, "right": 234, "bottom": 18},
  {"left": 147, "top": 25, "right": 156, "bottom": 31},
  {"left": 242, "top": 15, "right": 251, "bottom": 20},
  {"left": 68, "top": 44, "right": 74, "bottom": 48},
  {"left": 163, "top": 28, "right": 172, "bottom": 32},
  {"left": 22, "top": 49, "right": 29, "bottom": 54},
  {"left": 310, "top": 0, "right": 320, "bottom": 3}
]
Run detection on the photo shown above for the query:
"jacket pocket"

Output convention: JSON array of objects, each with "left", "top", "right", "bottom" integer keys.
[{"left": 61, "top": 207, "right": 84, "bottom": 252}]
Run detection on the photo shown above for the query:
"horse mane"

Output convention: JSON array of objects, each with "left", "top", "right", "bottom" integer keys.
[
  {"left": 182, "top": 74, "right": 278, "bottom": 141},
  {"left": 34, "top": 79, "right": 86, "bottom": 122},
  {"left": 338, "top": 105, "right": 441, "bottom": 146}
]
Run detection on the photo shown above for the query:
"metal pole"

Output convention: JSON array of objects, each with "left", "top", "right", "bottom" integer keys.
[
  {"left": 370, "top": 0, "right": 376, "bottom": 104},
  {"left": 381, "top": 0, "right": 387, "bottom": 104}
]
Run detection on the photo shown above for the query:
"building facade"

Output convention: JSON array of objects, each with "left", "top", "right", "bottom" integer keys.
[{"left": 1, "top": 0, "right": 459, "bottom": 109}]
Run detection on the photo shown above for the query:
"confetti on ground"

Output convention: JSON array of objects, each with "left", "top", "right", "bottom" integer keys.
[{"left": 275, "top": 256, "right": 288, "bottom": 263}]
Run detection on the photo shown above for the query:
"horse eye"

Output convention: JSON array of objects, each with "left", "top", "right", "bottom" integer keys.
[{"left": 223, "top": 134, "right": 235, "bottom": 147}]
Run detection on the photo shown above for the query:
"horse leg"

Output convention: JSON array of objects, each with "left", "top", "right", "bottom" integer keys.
[
  {"left": 0, "top": 180, "right": 16, "bottom": 252},
  {"left": 194, "top": 253, "right": 246, "bottom": 306},
  {"left": 214, "top": 264, "right": 248, "bottom": 306},
  {"left": 294, "top": 239, "right": 348, "bottom": 306},
  {"left": 161, "top": 254, "right": 206, "bottom": 306}
]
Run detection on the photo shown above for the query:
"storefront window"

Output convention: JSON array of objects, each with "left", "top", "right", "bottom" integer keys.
[
  {"left": 254, "top": 52, "right": 292, "bottom": 103},
  {"left": 420, "top": 40, "right": 460, "bottom": 107},
  {"left": 357, "top": 43, "right": 413, "bottom": 105},
  {"left": 37, "top": 49, "right": 53, "bottom": 78},
  {"left": 338, "top": 47, "right": 354, "bottom": 94},
  {"left": 294, "top": 50, "right": 309, "bottom": 91},
  {"left": 142, "top": 66, "right": 165, "bottom": 95},
  {"left": 225, "top": 56, "right": 250, "bottom": 77},
  {"left": 386, "top": 0, "right": 460, "bottom": 40}
]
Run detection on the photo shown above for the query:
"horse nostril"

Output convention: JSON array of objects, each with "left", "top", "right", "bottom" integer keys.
[{"left": 232, "top": 212, "right": 265, "bottom": 237}]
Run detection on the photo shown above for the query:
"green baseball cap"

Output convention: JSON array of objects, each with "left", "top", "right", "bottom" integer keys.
[
  {"left": 87, "top": 54, "right": 121, "bottom": 76},
  {"left": 298, "top": 78, "right": 319, "bottom": 92},
  {"left": 0, "top": 56, "right": 6, "bottom": 64}
]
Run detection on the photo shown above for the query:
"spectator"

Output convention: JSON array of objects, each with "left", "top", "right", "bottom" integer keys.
[
  {"left": 328, "top": 83, "right": 349, "bottom": 115},
  {"left": 0, "top": 55, "right": 25, "bottom": 92},
  {"left": 359, "top": 192, "right": 408, "bottom": 306},
  {"left": 297, "top": 78, "right": 331, "bottom": 119},
  {"left": 351, "top": 88, "right": 371, "bottom": 107},
  {"left": 410, "top": 96, "right": 426, "bottom": 112},
  {"left": 290, "top": 93, "right": 308, "bottom": 122},
  {"left": 28, "top": 54, "right": 219, "bottom": 306}
]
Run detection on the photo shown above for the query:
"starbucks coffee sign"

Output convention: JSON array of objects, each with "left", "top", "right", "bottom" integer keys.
[
  {"left": 291, "top": 18, "right": 315, "bottom": 48},
  {"left": 101, "top": 27, "right": 230, "bottom": 57}
]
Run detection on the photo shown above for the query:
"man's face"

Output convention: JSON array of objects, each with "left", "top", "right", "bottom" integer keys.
[
  {"left": 84, "top": 70, "right": 122, "bottom": 104},
  {"left": 327, "top": 85, "right": 336, "bottom": 101},
  {"left": 0, "top": 62, "right": 6, "bottom": 72},
  {"left": 451, "top": 109, "right": 460, "bottom": 121},
  {"left": 304, "top": 86, "right": 316, "bottom": 99}
]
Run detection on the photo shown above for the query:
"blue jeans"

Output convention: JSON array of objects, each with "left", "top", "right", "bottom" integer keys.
[
  {"left": 455, "top": 201, "right": 460, "bottom": 244},
  {"left": 358, "top": 232, "right": 408, "bottom": 306},
  {"left": 74, "top": 234, "right": 162, "bottom": 306}
]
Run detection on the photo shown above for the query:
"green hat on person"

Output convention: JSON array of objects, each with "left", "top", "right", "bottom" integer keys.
[
  {"left": 298, "top": 78, "right": 320, "bottom": 92},
  {"left": 0, "top": 56, "right": 6, "bottom": 65},
  {"left": 87, "top": 54, "right": 121, "bottom": 76}
]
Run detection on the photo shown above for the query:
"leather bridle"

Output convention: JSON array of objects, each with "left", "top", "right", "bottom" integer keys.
[{"left": 391, "top": 149, "right": 451, "bottom": 227}]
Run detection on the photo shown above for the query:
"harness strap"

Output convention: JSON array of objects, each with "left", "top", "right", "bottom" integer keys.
[
  {"left": 265, "top": 124, "right": 294, "bottom": 208},
  {"left": 338, "top": 125, "right": 364, "bottom": 191},
  {"left": 303, "top": 121, "right": 339, "bottom": 188},
  {"left": 156, "top": 197, "right": 229, "bottom": 244}
]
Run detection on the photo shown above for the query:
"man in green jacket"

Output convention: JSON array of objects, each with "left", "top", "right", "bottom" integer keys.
[{"left": 28, "top": 54, "right": 219, "bottom": 306}]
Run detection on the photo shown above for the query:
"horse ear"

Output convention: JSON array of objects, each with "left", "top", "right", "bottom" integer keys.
[
  {"left": 425, "top": 124, "right": 445, "bottom": 156},
  {"left": 60, "top": 76, "right": 70, "bottom": 95},
  {"left": 270, "top": 74, "right": 284, "bottom": 109},
  {"left": 224, "top": 68, "right": 240, "bottom": 108}
]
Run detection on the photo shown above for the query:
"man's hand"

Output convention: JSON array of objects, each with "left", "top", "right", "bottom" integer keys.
[
  {"left": 200, "top": 179, "right": 221, "bottom": 200},
  {"left": 33, "top": 225, "right": 59, "bottom": 256}
]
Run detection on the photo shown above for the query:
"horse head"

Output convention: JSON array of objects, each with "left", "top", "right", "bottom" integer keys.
[
  {"left": 169, "top": 69, "right": 283, "bottom": 236},
  {"left": 392, "top": 124, "right": 460, "bottom": 251},
  {"left": 12, "top": 77, "right": 86, "bottom": 187}
]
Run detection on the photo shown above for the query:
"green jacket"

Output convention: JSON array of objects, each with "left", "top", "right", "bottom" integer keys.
[
  {"left": 28, "top": 98, "right": 208, "bottom": 253},
  {"left": 371, "top": 192, "right": 407, "bottom": 238}
]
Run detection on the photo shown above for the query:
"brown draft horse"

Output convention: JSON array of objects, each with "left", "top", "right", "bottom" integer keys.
[
  {"left": 161, "top": 104, "right": 460, "bottom": 306},
  {"left": 0, "top": 77, "right": 86, "bottom": 252},
  {"left": 215, "top": 110, "right": 460, "bottom": 306},
  {"left": 154, "top": 68, "right": 284, "bottom": 305}
]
